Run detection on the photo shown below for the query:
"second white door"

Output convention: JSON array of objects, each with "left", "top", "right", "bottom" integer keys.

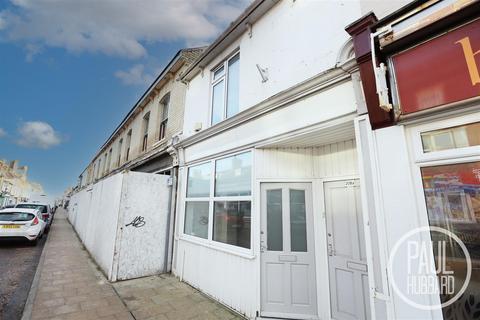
[{"left": 324, "top": 179, "right": 370, "bottom": 320}]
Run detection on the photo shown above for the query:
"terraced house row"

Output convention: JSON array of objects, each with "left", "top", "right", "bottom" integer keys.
[
  {"left": 0, "top": 159, "right": 43, "bottom": 206},
  {"left": 69, "top": 0, "right": 480, "bottom": 319}
]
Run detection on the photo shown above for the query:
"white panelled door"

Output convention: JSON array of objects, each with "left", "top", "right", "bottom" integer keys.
[
  {"left": 324, "top": 179, "right": 370, "bottom": 320},
  {"left": 260, "top": 183, "right": 317, "bottom": 319}
]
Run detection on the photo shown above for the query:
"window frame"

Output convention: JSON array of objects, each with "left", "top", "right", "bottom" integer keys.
[
  {"left": 96, "top": 159, "right": 101, "bottom": 179},
  {"left": 410, "top": 112, "right": 480, "bottom": 163},
  {"left": 142, "top": 112, "right": 150, "bottom": 152},
  {"left": 103, "top": 153, "right": 108, "bottom": 175},
  {"left": 159, "top": 93, "right": 170, "bottom": 141},
  {"left": 125, "top": 130, "right": 132, "bottom": 161},
  {"left": 408, "top": 111, "right": 480, "bottom": 313},
  {"left": 209, "top": 51, "right": 240, "bottom": 126},
  {"left": 181, "top": 150, "right": 254, "bottom": 256},
  {"left": 107, "top": 148, "right": 113, "bottom": 172},
  {"left": 117, "top": 138, "right": 123, "bottom": 167}
]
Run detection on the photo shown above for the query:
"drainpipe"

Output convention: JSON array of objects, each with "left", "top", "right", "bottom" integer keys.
[{"left": 163, "top": 135, "right": 181, "bottom": 273}]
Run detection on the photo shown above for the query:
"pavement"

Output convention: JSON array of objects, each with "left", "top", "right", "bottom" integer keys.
[
  {"left": 112, "top": 275, "right": 244, "bottom": 320},
  {"left": 0, "top": 229, "right": 48, "bottom": 320},
  {"left": 25, "top": 209, "right": 245, "bottom": 320}
]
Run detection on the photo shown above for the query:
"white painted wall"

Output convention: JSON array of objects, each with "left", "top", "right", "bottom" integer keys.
[
  {"left": 355, "top": 122, "right": 442, "bottom": 320},
  {"left": 184, "top": 80, "right": 357, "bottom": 163},
  {"left": 115, "top": 172, "right": 171, "bottom": 280},
  {"left": 69, "top": 174, "right": 123, "bottom": 278},
  {"left": 175, "top": 0, "right": 415, "bottom": 317},
  {"left": 182, "top": 0, "right": 407, "bottom": 139},
  {"left": 68, "top": 171, "right": 171, "bottom": 281},
  {"left": 256, "top": 140, "right": 358, "bottom": 179},
  {"left": 183, "top": 0, "right": 362, "bottom": 138}
]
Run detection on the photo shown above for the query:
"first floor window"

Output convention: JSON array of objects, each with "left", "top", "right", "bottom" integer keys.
[
  {"left": 183, "top": 151, "right": 252, "bottom": 250},
  {"left": 117, "top": 139, "right": 123, "bottom": 167},
  {"left": 210, "top": 53, "right": 240, "bottom": 125},
  {"left": 142, "top": 112, "right": 150, "bottom": 152},
  {"left": 159, "top": 93, "right": 169, "bottom": 140},
  {"left": 125, "top": 130, "right": 132, "bottom": 161}
]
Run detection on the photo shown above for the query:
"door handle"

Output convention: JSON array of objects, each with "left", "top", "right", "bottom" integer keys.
[
  {"left": 260, "top": 239, "right": 267, "bottom": 253},
  {"left": 327, "top": 243, "right": 335, "bottom": 256}
]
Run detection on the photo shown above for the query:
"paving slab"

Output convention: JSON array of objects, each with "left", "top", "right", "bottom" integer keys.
[
  {"left": 27, "top": 211, "right": 133, "bottom": 320},
  {"left": 112, "top": 274, "right": 245, "bottom": 320},
  {"left": 25, "top": 210, "right": 246, "bottom": 320}
]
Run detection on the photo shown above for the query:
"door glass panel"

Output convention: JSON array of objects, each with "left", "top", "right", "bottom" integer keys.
[
  {"left": 267, "top": 189, "right": 283, "bottom": 251},
  {"left": 421, "top": 122, "right": 480, "bottom": 153},
  {"left": 290, "top": 189, "right": 307, "bottom": 252},
  {"left": 421, "top": 161, "right": 480, "bottom": 318}
]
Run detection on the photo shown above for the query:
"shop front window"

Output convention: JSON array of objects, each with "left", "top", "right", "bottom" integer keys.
[
  {"left": 184, "top": 201, "right": 209, "bottom": 239},
  {"left": 421, "top": 161, "right": 480, "bottom": 319},
  {"left": 187, "top": 162, "right": 211, "bottom": 198},
  {"left": 213, "top": 201, "right": 251, "bottom": 248},
  {"left": 183, "top": 151, "right": 252, "bottom": 250}
]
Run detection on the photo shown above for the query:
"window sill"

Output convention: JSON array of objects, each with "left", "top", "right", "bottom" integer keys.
[
  {"left": 152, "top": 139, "right": 167, "bottom": 148},
  {"left": 178, "top": 234, "right": 255, "bottom": 260}
]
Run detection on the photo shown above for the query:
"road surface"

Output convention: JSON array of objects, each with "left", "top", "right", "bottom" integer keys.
[{"left": 0, "top": 234, "right": 47, "bottom": 320}]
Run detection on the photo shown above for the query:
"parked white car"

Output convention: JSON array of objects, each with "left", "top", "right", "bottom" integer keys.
[
  {"left": 0, "top": 208, "right": 46, "bottom": 245},
  {"left": 15, "top": 203, "right": 53, "bottom": 232}
]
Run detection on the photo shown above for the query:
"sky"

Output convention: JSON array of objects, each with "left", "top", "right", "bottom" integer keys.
[{"left": 0, "top": 0, "right": 250, "bottom": 199}]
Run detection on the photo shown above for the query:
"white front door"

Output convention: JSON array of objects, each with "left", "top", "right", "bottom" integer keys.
[
  {"left": 260, "top": 183, "right": 318, "bottom": 319},
  {"left": 324, "top": 179, "right": 370, "bottom": 320}
]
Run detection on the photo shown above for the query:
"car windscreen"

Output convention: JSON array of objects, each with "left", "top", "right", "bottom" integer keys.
[
  {"left": 16, "top": 204, "right": 47, "bottom": 213},
  {"left": 0, "top": 212, "right": 35, "bottom": 222},
  {"left": 16, "top": 204, "right": 40, "bottom": 209}
]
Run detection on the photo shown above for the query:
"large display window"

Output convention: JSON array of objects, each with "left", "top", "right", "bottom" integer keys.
[
  {"left": 182, "top": 151, "right": 252, "bottom": 252},
  {"left": 413, "top": 115, "right": 480, "bottom": 319}
]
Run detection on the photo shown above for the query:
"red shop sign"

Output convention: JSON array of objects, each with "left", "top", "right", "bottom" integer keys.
[{"left": 392, "top": 18, "right": 480, "bottom": 114}]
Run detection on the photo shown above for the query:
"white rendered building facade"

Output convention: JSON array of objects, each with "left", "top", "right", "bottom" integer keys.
[{"left": 170, "top": 1, "right": 414, "bottom": 319}]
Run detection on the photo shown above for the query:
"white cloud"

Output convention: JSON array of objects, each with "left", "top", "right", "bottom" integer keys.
[
  {"left": 25, "top": 43, "right": 42, "bottom": 62},
  {"left": 115, "top": 64, "right": 154, "bottom": 86},
  {"left": 0, "top": 0, "right": 250, "bottom": 59},
  {"left": 16, "top": 121, "right": 62, "bottom": 149},
  {"left": 0, "top": 128, "right": 6, "bottom": 137}
]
